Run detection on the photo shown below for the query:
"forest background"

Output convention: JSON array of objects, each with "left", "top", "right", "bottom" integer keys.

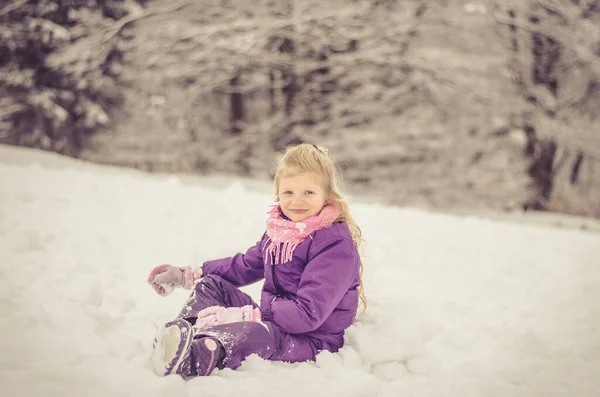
[{"left": 1, "top": 0, "right": 599, "bottom": 217}]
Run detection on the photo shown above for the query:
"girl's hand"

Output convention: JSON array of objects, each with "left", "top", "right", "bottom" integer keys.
[{"left": 147, "top": 264, "right": 201, "bottom": 296}]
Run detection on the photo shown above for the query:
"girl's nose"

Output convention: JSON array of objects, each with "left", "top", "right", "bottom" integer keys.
[{"left": 291, "top": 195, "right": 305, "bottom": 205}]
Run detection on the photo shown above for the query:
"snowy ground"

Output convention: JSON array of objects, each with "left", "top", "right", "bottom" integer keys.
[{"left": 1, "top": 145, "right": 599, "bottom": 397}]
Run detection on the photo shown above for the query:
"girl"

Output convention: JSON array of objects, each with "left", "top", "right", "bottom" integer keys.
[{"left": 147, "top": 143, "right": 366, "bottom": 378}]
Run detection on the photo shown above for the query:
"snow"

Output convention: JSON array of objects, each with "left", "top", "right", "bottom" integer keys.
[{"left": 1, "top": 145, "right": 599, "bottom": 397}]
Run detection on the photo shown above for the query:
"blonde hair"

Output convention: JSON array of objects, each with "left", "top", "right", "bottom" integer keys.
[{"left": 273, "top": 143, "right": 367, "bottom": 313}]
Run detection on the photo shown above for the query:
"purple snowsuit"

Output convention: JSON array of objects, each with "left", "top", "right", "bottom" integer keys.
[{"left": 176, "top": 221, "right": 361, "bottom": 370}]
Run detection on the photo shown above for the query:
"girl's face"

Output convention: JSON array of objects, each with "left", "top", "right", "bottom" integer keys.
[{"left": 277, "top": 171, "right": 327, "bottom": 222}]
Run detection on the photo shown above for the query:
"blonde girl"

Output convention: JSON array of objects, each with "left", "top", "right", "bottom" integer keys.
[{"left": 148, "top": 143, "right": 365, "bottom": 378}]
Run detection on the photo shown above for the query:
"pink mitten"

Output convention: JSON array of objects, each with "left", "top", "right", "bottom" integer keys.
[
  {"left": 194, "top": 305, "right": 261, "bottom": 330},
  {"left": 147, "top": 264, "right": 202, "bottom": 296}
]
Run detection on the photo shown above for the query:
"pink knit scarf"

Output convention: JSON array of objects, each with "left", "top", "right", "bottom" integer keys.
[{"left": 264, "top": 204, "right": 341, "bottom": 265}]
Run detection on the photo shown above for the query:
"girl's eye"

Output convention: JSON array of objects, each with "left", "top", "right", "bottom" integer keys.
[
  {"left": 282, "top": 191, "right": 292, "bottom": 195},
  {"left": 305, "top": 190, "right": 313, "bottom": 195}
]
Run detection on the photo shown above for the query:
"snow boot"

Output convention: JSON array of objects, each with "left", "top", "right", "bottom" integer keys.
[
  {"left": 151, "top": 319, "right": 194, "bottom": 376},
  {"left": 151, "top": 319, "right": 225, "bottom": 377}
]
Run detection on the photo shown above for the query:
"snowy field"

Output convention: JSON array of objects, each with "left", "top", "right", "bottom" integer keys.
[{"left": 1, "top": 144, "right": 599, "bottom": 397}]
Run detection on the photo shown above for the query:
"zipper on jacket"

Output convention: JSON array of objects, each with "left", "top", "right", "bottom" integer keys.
[{"left": 270, "top": 251, "right": 286, "bottom": 297}]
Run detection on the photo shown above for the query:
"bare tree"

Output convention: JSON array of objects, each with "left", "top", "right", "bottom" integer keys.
[
  {"left": 123, "top": 0, "right": 462, "bottom": 174},
  {"left": 493, "top": 0, "right": 600, "bottom": 216}
]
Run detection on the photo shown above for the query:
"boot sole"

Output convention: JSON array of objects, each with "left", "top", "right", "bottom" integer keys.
[{"left": 151, "top": 321, "right": 193, "bottom": 376}]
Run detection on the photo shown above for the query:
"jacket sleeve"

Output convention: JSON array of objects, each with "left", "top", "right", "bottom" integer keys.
[
  {"left": 201, "top": 233, "right": 266, "bottom": 287},
  {"left": 262, "top": 235, "right": 359, "bottom": 334}
]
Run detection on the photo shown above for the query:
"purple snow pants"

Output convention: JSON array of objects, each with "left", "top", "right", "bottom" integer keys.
[{"left": 176, "top": 275, "right": 318, "bottom": 370}]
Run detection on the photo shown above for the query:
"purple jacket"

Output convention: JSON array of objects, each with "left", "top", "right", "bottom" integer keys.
[{"left": 202, "top": 221, "right": 361, "bottom": 351}]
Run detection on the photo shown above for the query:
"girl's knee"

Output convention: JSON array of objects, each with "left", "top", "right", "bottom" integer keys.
[
  {"left": 197, "top": 274, "right": 227, "bottom": 289},
  {"left": 201, "top": 274, "right": 224, "bottom": 283}
]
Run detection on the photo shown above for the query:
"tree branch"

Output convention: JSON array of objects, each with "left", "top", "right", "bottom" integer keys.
[
  {"left": 0, "top": 0, "right": 28, "bottom": 18},
  {"left": 494, "top": 14, "right": 600, "bottom": 76},
  {"left": 102, "top": 0, "right": 193, "bottom": 43}
]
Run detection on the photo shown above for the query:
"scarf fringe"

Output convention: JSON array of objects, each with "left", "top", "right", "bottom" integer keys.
[
  {"left": 264, "top": 239, "right": 298, "bottom": 265},
  {"left": 264, "top": 238, "right": 300, "bottom": 265}
]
